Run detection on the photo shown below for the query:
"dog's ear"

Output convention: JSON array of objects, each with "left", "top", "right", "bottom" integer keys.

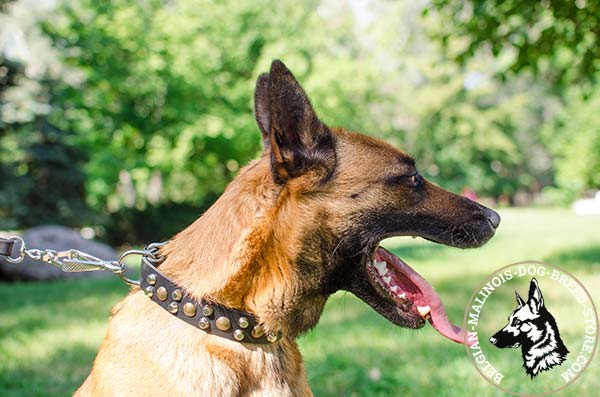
[
  {"left": 515, "top": 291, "right": 525, "bottom": 308},
  {"left": 254, "top": 73, "right": 271, "bottom": 149},
  {"left": 253, "top": 60, "right": 336, "bottom": 184},
  {"left": 527, "top": 278, "right": 544, "bottom": 314}
]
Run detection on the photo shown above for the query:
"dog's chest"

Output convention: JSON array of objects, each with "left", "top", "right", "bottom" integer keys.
[{"left": 103, "top": 293, "right": 312, "bottom": 396}]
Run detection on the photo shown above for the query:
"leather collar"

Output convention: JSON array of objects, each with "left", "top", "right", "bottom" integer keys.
[{"left": 140, "top": 257, "right": 280, "bottom": 344}]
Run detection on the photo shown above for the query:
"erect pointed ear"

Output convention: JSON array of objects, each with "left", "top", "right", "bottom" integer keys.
[
  {"left": 254, "top": 73, "right": 271, "bottom": 149},
  {"left": 253, "top": 60, "right": 336, "bottom": 185},
  {"left": 515, "top": 291, "right": 525, "bottom": 308},
  {"left": 527, "top": 278, "right": 544, "bottom": 314}
]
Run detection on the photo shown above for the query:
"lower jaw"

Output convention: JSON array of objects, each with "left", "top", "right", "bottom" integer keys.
[
  {"left": 363, "top": 246, "right": 471, "bottom": 345},
  {"left": 365, "top": 252, "right": 428, "bottom": 328}
]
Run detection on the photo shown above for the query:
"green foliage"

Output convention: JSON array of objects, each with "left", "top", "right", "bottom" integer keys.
[
  {"left": 404, "top": 62, "right": 553, "bottom": 198},
  {"left": 2, "top": 0, "right": 599, "bottom": 241},
  {"left": 102, "top": 201, "right": 218, "bottom": 246},
  {"left": 0, "top": 52, "right": 90, "bottom": 230},
  {"left": 368, "top": 5, "right": 554, "bottom": 199},
  {"left": 542, "top": 87, "right": 600, "bottom": 195},
  {"left": 430, "top": 0, "right": 600, "bottom": 89},
  {"left": 0, "top": 120, "right": 91, "bottom": 230},
  {"left": 427, "top": 0, "right": 600, "bottom": 200},
  {"left": 42, "top": 0, "right": 380, "bottom": 216}
]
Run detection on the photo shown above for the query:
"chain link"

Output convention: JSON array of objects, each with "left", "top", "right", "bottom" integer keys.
[{"left": 2, "top": 236, "right": 168, "bottom": 286}]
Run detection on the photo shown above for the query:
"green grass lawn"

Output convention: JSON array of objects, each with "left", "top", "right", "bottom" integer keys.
[{"left": 1, "top": 208, "right": 599, "bottom": 396}]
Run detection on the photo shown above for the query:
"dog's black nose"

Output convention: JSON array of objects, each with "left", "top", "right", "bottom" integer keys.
[{"left": 485, "top": 209, "right": 501, "bottom": 229}]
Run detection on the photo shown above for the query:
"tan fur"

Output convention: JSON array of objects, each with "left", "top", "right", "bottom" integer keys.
[{"left": 75, "top": 127, "right": 413, "bottom": 396}]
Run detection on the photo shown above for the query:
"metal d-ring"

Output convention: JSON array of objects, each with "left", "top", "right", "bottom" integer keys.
[{"left": 116, "top": 249, "right": 155, "bottom": 286}]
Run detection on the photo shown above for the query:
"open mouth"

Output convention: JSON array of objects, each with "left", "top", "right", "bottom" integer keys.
[{"left": 365, "top": 246, "right": 470, "bottom": 345}]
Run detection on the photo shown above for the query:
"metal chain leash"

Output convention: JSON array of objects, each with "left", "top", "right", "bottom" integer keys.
[{"left": 2, "top": 236, "right": 167, "bottom": 286}]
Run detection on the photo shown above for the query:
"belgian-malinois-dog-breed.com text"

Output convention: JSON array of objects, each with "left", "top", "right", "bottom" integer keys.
[{"left": 76, "top": 60, "right": 501, "bottom": 396}]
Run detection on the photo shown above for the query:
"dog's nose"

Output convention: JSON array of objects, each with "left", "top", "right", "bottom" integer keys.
[
  {"left": 489, "top": 336, "right": 497, "bottom": 345},
  {"left": 485, "top": 209, "right": 501, "bottom": 229}
]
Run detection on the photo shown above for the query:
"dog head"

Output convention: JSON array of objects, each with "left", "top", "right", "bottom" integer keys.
[
  {"left": 489, "top": 278, "right": 545, "bottom": 348},
  {"left": 250, "top": 60, "right": 500, "bottom": 340}
]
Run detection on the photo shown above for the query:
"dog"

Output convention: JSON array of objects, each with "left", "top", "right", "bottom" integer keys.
[
  {"left": 489, "top": 278, "right": 569, "bottom": 378},
  {"left": 75, "top": 60, "right": 500, "bottom": 396}
]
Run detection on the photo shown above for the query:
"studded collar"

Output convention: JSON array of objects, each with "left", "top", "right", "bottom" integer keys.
[{"left": 140, "top": 257, "right": 280, "bottom": 344}]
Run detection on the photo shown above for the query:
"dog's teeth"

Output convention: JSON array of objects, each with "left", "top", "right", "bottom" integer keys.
[
  {"left": 390, "top": 285, "right": 398, "bottom": 293},
  {"left": 398, "top": 292, "right": 407, "bottom": 299},
  {"left": 374, "top": 261, "right": 388, "bottom": 275},
  {"left": 382, "top": 276, "right": 392, "bottom": 284},
  {"left": 417, "top": 305, "right": 431, "bottom": 318}
]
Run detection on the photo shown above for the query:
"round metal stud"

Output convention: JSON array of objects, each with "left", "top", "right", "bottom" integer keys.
[
  {"left": 183, "top": 302, "right": 197, "bottom": 317},
  {"left": 144, "top": 286, "right": 154, "bottom": 297},
  {"left": 215, "top": 316, "right": 231, "bottom": 331},
  {"left": 167, "top": 302, "right": 178, "bottom": 314},
  {"left": 146, "top": 274, "right": 157, "bottom": 285},
  {"left": 266, "top": 331, "right": 278, "bottom": 343},
  {"left": 238, "top": 317, "right": 249, "bottom": 329},
  {"left": 171, "top": 288, "right": 182, "bottom": 301},
  {"left": 198, "top": 317, "right": 210, "bottom": 330},
  {"left": 156, "top": 286, "right": 168, "bottom": 301},
  {"left": 202, "top": 305, "right": 214, "bottom": 316},
  {"left": 233, "top": 329, "right": 245, "bottom": 341},
  {"left": 251, "top": 325, "right": 264, "bottom": 339}
]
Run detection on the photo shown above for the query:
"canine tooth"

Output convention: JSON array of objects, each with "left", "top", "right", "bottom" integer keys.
[
  {"left": 374, "top": 261, "right": 387, "bottom": 275},
  {"left": 390, "top": 286, "right": 399, "bottom": 293},
  {"left": 417, "top": 305, "right": 431, "bottom": 318},
  {"left": 398, "top": 292, "right": 406, "bottom": 299},
  {"left": 382, "top": 276, "right": 392, "bottom": 284}
]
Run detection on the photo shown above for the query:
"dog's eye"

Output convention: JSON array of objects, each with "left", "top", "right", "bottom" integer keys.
[
  {"left": 511, "top": 318, "right": 521, "bottom": 327},
  {"left": 405, "top": 173, "right": 422, "bottom": 188},
  {"left": 385, "top": 173, "right": 422, "bottom": 187},
  {"left": 409, "top": 174, "right": 422, "bottom": 187}
]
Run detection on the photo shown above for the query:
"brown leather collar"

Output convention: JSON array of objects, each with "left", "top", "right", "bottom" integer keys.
[{"left": 140, "top": 257, "right": 280, "bottom": 344}]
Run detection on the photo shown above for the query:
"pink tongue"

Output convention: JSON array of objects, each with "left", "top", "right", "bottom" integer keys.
[{"left": 375, "top": 247, "right": 472, "bottom": 345}]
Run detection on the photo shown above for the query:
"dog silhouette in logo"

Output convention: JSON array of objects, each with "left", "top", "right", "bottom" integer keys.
[{"left": 489, "top": 278, "right": 569, "bottom": 378}]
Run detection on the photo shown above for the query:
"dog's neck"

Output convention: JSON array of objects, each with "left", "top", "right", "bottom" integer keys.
[{"left": 157, "top": 157, "right": 330, "bottom": 339}]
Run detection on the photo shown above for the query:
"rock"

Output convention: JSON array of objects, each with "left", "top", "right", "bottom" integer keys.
[{"left": 0, "top": 225, "right": 117, "bottom": 281}]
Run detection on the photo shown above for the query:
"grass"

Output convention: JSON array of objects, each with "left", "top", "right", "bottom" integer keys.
[{"left": 1, "top": 207, "right": 599, "bottom": 396}]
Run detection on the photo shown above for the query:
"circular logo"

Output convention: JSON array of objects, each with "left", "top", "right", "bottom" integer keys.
[{"left": 463, "top": 261, "right": 598, "bottom": 396}]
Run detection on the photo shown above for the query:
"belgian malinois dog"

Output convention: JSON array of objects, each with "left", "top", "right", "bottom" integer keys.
[
  {"left": 76, "top": 60, "right": 500, "bottom": 396},
  {"left": 489, "top": 278, "right": 569, "bottom": 378}
]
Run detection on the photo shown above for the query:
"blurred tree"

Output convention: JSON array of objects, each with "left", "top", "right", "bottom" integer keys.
[
  {"left": 38, "top": 0, "right": 382, "bottom": 241},
  {"left": 428, "top": 0, "right": 600, "bottom": 202},
  {"left": 0, "top": 116, "right": 91, "bottom": 230},
  {"left": 42, "top": 1, "right": 381, "bottom": 210},
  {"left": 408, "top": 72, "right": 554, "bottom": 200},
  {"left": 542, "top": 87, "right": 600, "bottom": 198},
  {"left": 2, "top": 0, "right": 585, "bottom": 241},
  {"left": 347, "top": 1, "right": 555, "bottom": 199},
  {"left": 1, "top": 0, "right": 90, "bottom": 230},
  {"left": 429, "top": 0, "right": 600, "bottom": 90}
]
